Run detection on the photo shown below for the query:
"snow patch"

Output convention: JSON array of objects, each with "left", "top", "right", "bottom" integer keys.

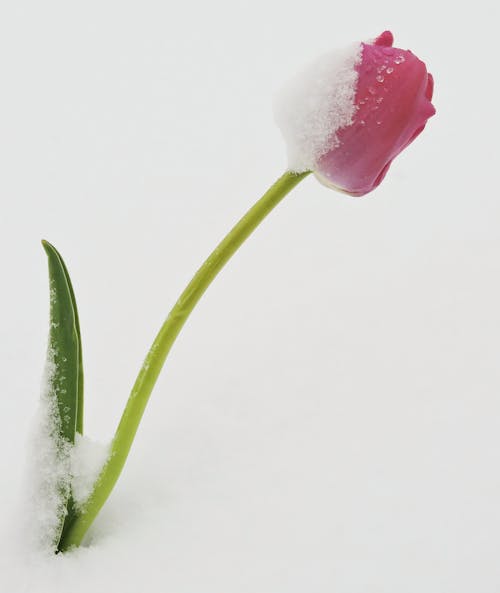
[
  {"left": 26, "top": 346, "right": 111, "bottom": 552},
  {"left": 27, "top": 348, "right": 71, "bottom": 551},
  {"left": 274, "top": 42, "right": 362, "bottom": 173},
  {"left": 70, "top": 434, "right": 110, "bottom": 511}
]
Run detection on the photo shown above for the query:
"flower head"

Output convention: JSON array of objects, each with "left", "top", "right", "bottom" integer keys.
[{"left": 275, "top": 31, "right": 435, "bottom": 196}]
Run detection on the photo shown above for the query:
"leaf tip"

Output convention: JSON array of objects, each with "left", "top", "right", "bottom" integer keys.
[{"left": 41, "top": 240, "right": 60, "bottom": 259}]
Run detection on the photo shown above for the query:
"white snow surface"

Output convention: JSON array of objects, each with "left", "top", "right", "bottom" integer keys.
[{"left": 274, "top": 42, "right": 362, "bottom": 173}]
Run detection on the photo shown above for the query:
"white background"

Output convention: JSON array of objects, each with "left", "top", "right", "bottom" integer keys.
[{"left": 1, "top": 1, "right": 499, "bottom": 591}]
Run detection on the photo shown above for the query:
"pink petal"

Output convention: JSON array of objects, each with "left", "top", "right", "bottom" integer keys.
[{"left": 316, "top": 33, "right": 435, "bottom": 196}]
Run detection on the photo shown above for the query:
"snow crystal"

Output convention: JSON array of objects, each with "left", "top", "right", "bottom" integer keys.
[
  {"left": 26, "top": 348, "right": 71, "bottom": 552},
  {"left": 274, "top": 42, "right": 362, "bottom": 173},
  {"left": 70, "top": 434, "right": 110, "bottom": 511}
]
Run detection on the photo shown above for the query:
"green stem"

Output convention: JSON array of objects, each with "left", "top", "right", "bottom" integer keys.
[{"left": 58, "top": 170, "right": 311, "bottom": 551}]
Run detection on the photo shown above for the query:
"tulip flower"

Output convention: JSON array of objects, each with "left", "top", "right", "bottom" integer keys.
[
  {"left": 316, "top": 31, "right": 435, "bottom": 195},
  {"left": 38, "top": 32, "right": 435, "bottom": 552},
  {"left": 275, "top": 30, "right": 435, "bottom": 196}
]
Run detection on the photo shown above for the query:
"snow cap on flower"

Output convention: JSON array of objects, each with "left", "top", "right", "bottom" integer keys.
[{"left": 274, "top": 31, "right": 435, "bottom": 196}]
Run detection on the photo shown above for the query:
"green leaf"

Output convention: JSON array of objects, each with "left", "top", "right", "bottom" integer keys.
[
  {"left": 41, "top": 240, "right": 83, "bottom": 548},
  {"left": 55, "top": 245, "right": 84, "bottom": 434}
]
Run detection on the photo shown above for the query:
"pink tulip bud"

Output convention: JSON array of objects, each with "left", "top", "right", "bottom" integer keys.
[{"left": 275, "top": 32, "right": 435, "bottom": 196}]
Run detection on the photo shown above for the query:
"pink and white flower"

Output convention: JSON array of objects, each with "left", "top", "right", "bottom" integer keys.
[{"left": 276, "top": 31, "right": 435, "bottom": 196}]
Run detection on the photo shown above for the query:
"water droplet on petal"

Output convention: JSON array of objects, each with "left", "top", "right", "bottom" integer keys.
[
  {"left": 386, "top": 67, "right": 394, "bottom": 74},
  {"left": 368, "top": 86, "right": 376, "bottom": 95},
  {"left": 376, "top": 75, "right": 384, "bottom": 83},
  {"left": 376, "top": 120, "right": 382, "bottom": 125},
  {"left": 394, "top": 55, "right": 405, "bottom": 64},
  {"left": 376, "top": 97, "right": 383, "bottom": 104}
]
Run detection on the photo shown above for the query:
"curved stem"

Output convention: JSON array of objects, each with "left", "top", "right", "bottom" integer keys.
[{"left": 59, "top": 170, "right": 311, "bottom": 551}]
